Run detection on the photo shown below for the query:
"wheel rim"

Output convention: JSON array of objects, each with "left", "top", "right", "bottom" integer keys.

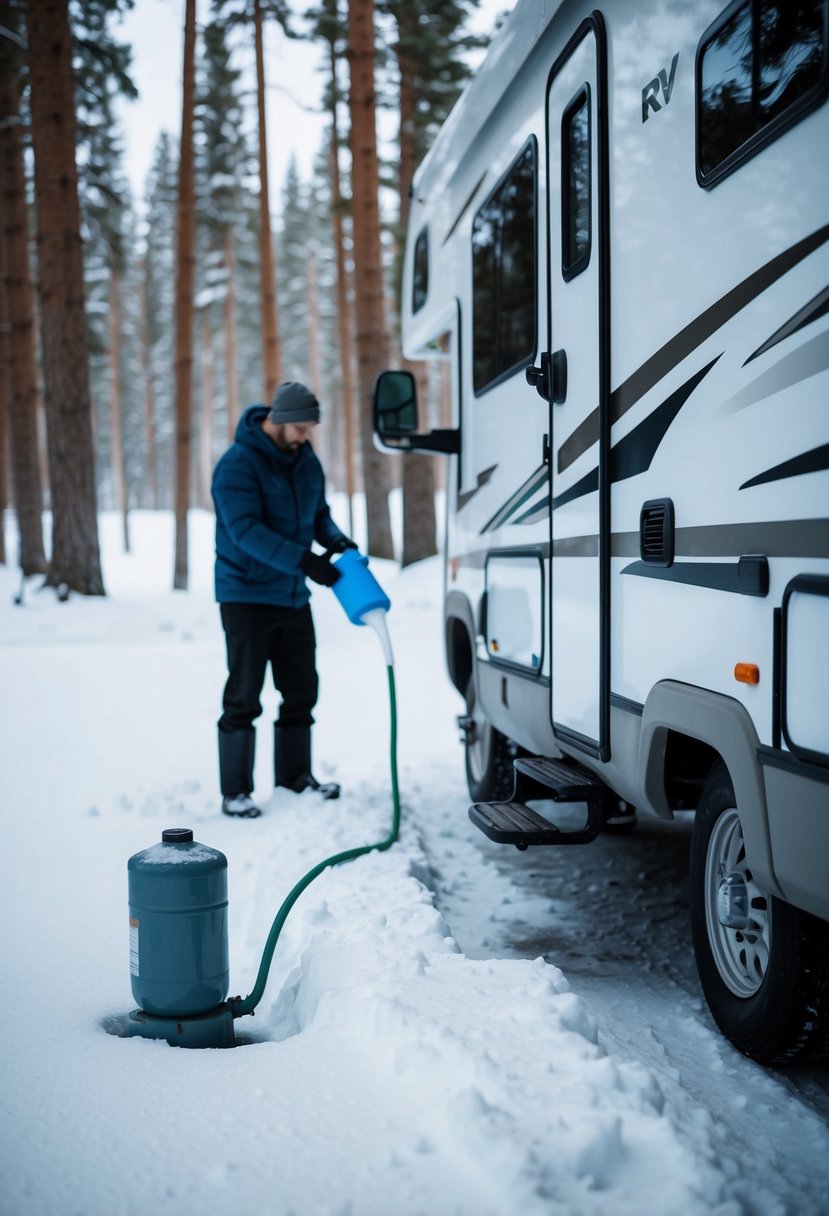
[
  {"left": 465, "top": 683, "right": 492, "bottom": 784},
  {"left": 704, "top": 807, "right": 771, "bottom": 998}
]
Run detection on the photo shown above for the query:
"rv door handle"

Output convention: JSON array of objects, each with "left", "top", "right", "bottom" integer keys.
[
  {"left": 552, "top": 349, "right": 567, "bottom": 404},
  {"left": 525, "top": 351, "right": 552, "bottom": 401}
]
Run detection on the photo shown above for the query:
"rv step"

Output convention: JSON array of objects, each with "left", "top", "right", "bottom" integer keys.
[
  {"left": 469, "top": 799, "right": 599, "bottom": 848},
  {"left": 469, "top": 756, "right": 608, "bottom": 849},
  {"left": 512, "top": 756, "right": 606, "bottom": 804}
]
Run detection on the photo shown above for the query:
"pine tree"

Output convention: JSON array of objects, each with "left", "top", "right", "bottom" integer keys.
[
  {"left": 347, "top": 0, "right": 394, "bottom": 558},
  {"left": 173, "top": 0, "right": 198, "bottom": 590},
  {"left": 309, "top": 141, "right": 355, "bottom": 497},
  {"left": 278, "top": 158, "right": 312, "bottom": 382},
  {"left": 276, "top": 151, "right": 342, "bottom": 487},
  {"left": 214, "top": 0, "right": 292, "bottom": 404},
  {"left": 0, "top": 218, "right": 9, "bottom": 566},
  {"left": 386, "top": 0, "right": 483, "bottom": 566},
  {"left": 197, "top": 18, "right": 254, "bottom": 448},
  {"left": 0, "top": 0, "right": 47, "bottom": 576},
  {"left": 310, "top": 0, "right": 358, "bottom": 526},
  {"left": 142, "top": 133, "right": 178, "bottom": 509},
  {"left": 73, "top": 9, "right": 135, "bottom": 549},
  {"left": 27, "top": 0, "right": 104, "bottom": 595}
]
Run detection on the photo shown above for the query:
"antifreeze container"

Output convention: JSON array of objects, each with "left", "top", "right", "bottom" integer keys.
[
  {"left": 332, "top": 548, "right": 391, "bottom": 625},
  {"left": 128, "top": 828, "right": 229, "bottom": 1017}
]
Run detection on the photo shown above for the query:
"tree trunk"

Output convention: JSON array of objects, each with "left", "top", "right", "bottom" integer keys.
[
  {"left": 347, "top": 0, "right": 393, "bottom": 558},
  {"left": 306, "top": 247, "right": 322, "bottom": 403},
  {"left": 223, "top": 226, "right": 239, "bottom": 442},
  {"left": 401, "top": 365, "right": 435, "bottom": 565},
  {"left": 172, "top": 0, "right": 197, "bottom": 590},
  {"left": 0, "top": 245, "right": 8, "bottom": 565},
  {"left": 328, "top": 37, "right": 357, "bottom": 536},
  {"left": 140, "top": 254, "right": 158, "bottom": 509},
  {"left": 305, "top": 245, "right": 327, "bottom": 465},
  {"left": 397, "top": 28, "right": 436, "bottom": 567},
  {"left": 254, "top": 0, "right": 281, "bottom": 404},
  {"left": 199, "top": 311, "right": 214, "bottom": 510},
  {"left": 27, "top": 0, "right": 103, "bottom": 594},
  {"left": 0, "top": 16, "right": 47, "bottom": 576},
  {"left": 108, "top": 272, "right": 129, "bottom": 551}
]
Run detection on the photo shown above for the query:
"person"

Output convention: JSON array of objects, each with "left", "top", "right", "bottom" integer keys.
[{"left": 211, "top": 381, "right": 356, "bottom": 818}]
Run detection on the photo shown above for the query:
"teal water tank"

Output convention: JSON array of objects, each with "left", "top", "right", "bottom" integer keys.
[{"left": 128, "top": 829, "right": 229, "bottom": 1016}]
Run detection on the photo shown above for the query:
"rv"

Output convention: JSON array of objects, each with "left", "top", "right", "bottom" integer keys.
[{"left": 373, "top": 0, "right": 829, "bottom": 1064}]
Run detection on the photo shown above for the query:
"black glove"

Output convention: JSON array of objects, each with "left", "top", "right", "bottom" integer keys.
[
  {"left": 329, "top": 536, "right": 358, "bottom": 554},
  {"left": 300, "top": 550, "right": 340, "bottom": 587}
]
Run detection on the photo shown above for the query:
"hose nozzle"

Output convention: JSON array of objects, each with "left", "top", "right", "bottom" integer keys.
[{"left": 361, "top": 607, "right": 394, "bottom": 666}]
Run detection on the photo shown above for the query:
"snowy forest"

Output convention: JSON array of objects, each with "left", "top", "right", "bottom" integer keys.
[{"left": 0, "top": 0, "right": 492, "bottom": 595}]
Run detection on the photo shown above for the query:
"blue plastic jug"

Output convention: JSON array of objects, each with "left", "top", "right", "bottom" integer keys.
[
  {"left": 128, "top": 829, "right": 229, "bottom": 1017},
  {"left": 332, "top": 549, "right": 391, "bottom": 625}
]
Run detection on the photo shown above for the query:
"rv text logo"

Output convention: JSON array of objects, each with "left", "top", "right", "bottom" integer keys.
[{"left": 642, "top": 53, "right": 680, "bottom": 122}]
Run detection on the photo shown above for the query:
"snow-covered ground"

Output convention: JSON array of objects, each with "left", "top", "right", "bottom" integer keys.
[{"left": 1, "top": 509, "right": 827, "bottom": 1216}]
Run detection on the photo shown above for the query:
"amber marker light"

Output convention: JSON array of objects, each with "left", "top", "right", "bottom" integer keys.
[{"left": 734, "top": 662, "right": 760, "bottom": 685}]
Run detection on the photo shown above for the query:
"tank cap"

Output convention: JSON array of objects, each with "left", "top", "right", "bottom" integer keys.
[{"left": 162, "top": 828, "right": 193, "bottom": 844}]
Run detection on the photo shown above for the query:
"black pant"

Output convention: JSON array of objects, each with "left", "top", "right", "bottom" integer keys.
[{"left": 218, "top": 602, "right": 318, "bottom": 734}]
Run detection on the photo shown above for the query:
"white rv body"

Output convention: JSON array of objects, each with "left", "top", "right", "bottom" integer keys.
[{"left": 382, "top": 0, "right": 829, "bottom": 1059}]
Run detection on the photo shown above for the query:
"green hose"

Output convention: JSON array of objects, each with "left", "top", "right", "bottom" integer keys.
[{"left": 227, "top": 664, "right": 400, "bottom": 1019}]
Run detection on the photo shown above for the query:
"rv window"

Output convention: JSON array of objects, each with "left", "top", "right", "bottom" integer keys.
[
  {"left": 698, "top": 0, "right": 828, "bottom": 186},
  {"left": 561, "top": 85, "right": 592, "bottom": 280},
  {"left": 472, "top": 141, "right": 536, "bottom": 394},
  {"left": 413, "top": 227, "right": 429, "bottom": 313}
]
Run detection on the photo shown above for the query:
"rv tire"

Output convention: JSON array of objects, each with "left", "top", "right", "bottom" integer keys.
[
  {"left": 691, "top": 761, "right": 829, "bottom": 1064},
  {"left": 463, "top": 676, "right": 515, "bottom": 803}
]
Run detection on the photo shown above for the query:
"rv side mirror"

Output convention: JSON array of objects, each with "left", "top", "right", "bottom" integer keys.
[
  {"left": 373, "top": 368, "right": 460, "bottom": 455},
  {"left": 373, "top": 370, "right": 419, "bottom": 441}
]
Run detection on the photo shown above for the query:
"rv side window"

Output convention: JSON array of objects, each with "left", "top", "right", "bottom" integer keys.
[
  {"left": 697, "top": 0, "right": 829, "bottom": 186},
  {"left": 413, "top": 227, "right": 429, "bottom": 313},
  {"left": 472, "top": 140, "right": 536, "bottom": 395},
  {"left": 561, "top": 85, "right": 591, "bottom": 280}
]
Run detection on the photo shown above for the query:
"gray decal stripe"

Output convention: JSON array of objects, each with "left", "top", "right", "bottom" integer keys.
[
  {"left": 722, "top": 327, "right": 829, "bottom": 417},
  {"left": 458, "top": 464, "right": 497, "bottom": 511},
  {"left": 480, "top": 465, "right": 547, "bottom": 533},
  {"left": 455, "top": 518, "right": 828, "bottom": 567},
  {"left": 612, "top": 519, "right": 829, "bottom": 558},
  {"left": 610, "top": 532, "right": 641, "bottom": 558},
  {"left": 744, "top": 284, "right": 829, "bottom": 365},
  {"left": 553, "top": 535, "right": 599, "bottom": 556},
  {"left": 741, "top": 443, "right": 829, "bottom": 491},
  {"left": 557, "top": 223, "right": 829, "bottom": 473},
  {"left": 511, "top": 496, "right": 550, "bottom": 526},
  {"left": 674, "top": 519, "right": 829, "bottom": 558}
]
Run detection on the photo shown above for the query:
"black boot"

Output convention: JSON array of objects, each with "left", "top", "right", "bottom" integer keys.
[
  {"left": 218, "top": 728, "right": 262, "bottom": 817},
  {"left": 274, "top": 724, "right": 340, "bottom": 800}
]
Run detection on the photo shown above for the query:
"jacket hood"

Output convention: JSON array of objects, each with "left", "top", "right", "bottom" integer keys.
[{"left": 235, "top": 403, "right": 269, "bottom": 445}]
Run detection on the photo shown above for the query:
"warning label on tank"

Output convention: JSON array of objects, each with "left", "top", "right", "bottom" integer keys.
[{"left": 129, "top": 917, "right": 139, "bottom": 977}]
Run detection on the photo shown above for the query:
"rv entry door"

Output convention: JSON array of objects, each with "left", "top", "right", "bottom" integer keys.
[{"left": 546, "top": 18, "right": 609, "bottom": 759}]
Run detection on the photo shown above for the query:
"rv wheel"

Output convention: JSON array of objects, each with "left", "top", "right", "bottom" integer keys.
[
  {"left": 463, "top": 676, "right": 515, "bottom": 803},
  {"left": 690, "top": 761, "right": 829, "bottom": 1064}
]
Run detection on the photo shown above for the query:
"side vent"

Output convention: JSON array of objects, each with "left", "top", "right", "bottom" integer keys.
[{"left": 640, "top": 498, "right": 675, "bottom": 567}]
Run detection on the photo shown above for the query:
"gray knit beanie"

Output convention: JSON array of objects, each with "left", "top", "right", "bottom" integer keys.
[{"left": 269, "top": 381, "right": 321, "bottom": 424}]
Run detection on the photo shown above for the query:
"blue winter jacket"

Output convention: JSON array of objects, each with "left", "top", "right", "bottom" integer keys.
[{"left": 212, "top": 405, "right": 346, "bottom": 606}]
